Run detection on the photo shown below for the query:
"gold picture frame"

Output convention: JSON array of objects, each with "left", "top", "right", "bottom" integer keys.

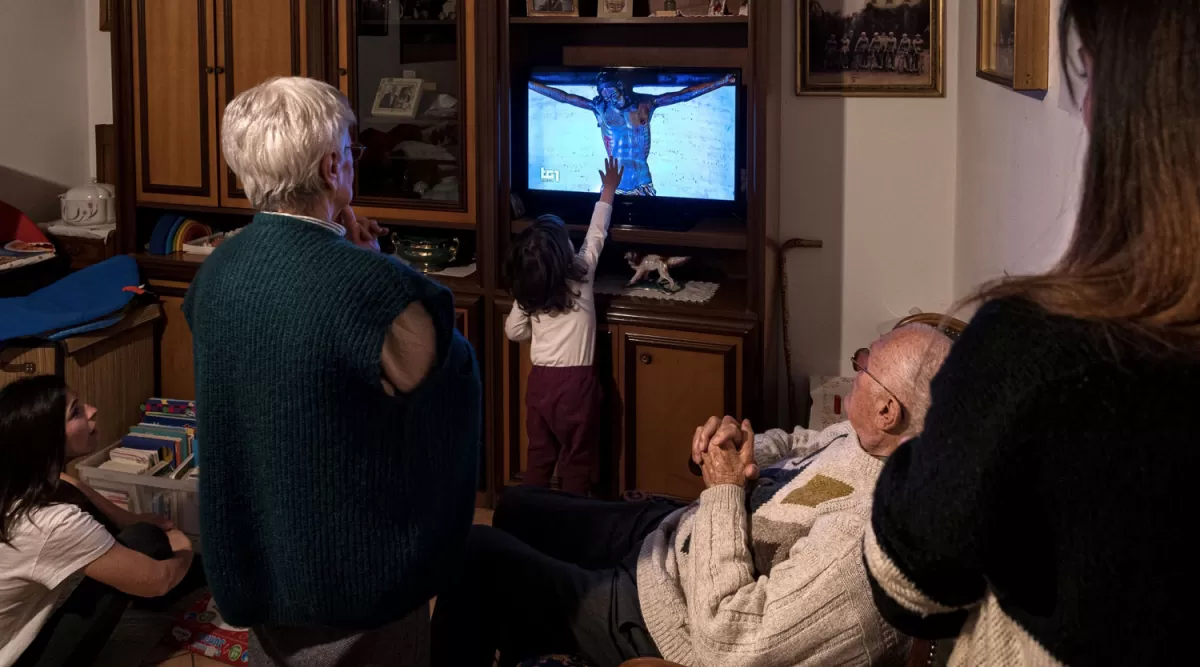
[
  {"left": 526, "top": 0, "right": 579, "bottom": 17},
  {"left": 796, "top": 0, "right": 944, "bottom": 97},
  {"left": 977, "top": 0, "right": 1050, "bottom": 91}
]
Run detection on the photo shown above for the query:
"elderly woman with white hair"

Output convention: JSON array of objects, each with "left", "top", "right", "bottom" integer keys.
[{"left": 183, "top": 77, "right": 481, "bottom": 665}]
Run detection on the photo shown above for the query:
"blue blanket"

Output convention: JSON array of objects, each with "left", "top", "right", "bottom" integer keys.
[{"left": 0, "top": 255, "right": 139, "bottom": 344}]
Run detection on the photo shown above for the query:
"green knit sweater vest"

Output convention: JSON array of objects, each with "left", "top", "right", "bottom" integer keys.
[{"left": 183, "top": 213, "right": 481, "bottom": 629}]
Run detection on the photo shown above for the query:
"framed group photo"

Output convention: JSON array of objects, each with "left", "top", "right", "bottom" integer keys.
[
  {"left": 977, "top": 0, "right": 1050, "bottom": 91},
  {"left": 797, "top": 0, "right": 944, "bottom": 97}
]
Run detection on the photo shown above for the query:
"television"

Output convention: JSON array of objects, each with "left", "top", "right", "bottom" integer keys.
[{"left": 525, "top": 66, "right": 742, "bottom": 225}]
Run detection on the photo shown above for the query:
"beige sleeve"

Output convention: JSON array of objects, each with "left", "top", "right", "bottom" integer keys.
[{"left": 380, "top": 302, "right": 438, "bottom": 395}]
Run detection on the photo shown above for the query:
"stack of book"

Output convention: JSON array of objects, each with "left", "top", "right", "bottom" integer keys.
[{"left": 99, "top": 398, "right": 198, "bottom": 479}]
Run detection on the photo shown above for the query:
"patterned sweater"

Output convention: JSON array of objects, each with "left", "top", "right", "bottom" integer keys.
[{"left": 637, "top": 422, "right": 909, "bottom": 666}]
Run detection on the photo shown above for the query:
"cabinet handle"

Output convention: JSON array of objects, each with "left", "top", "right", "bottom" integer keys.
[
  {"left": 205, "top": 66, "right": 214, "bottom": 74},
  {"left": 338, "top": 67, "right": 348, "bottom": 76},
  {"left": 214, "top": 66, "right": 225, "bottom": 74},
  {"left": 640, "top": 354, "right": 652, "bottom": 365}
]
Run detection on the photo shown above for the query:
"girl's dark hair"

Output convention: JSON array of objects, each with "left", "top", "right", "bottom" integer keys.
[
  {"left": 507, "top": 214, "right": 588, "bottom": 314},
  {"left": 972, "top": 0, "right": 1200, "bottom": 350},
  {"left": 0, "top": 375, "right": 69, "bottom": 544}
]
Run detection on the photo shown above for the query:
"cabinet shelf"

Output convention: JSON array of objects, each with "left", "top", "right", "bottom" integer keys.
[
  {"left": 511, "top": 16, "right": 748, "bottom": 25},
  {"left": 511, "top": 218, "right": 747, "bottom": 251}
]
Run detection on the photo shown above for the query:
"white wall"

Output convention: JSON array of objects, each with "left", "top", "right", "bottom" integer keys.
[
  {"left": 778, "top": 0, "right": 960, "bottom": 392},
  {"left": 953, "top": 0, "right": 1084, "bottom": 299},
  {"left": 0, "top": 0, "right": 94, "bottom": 221}
]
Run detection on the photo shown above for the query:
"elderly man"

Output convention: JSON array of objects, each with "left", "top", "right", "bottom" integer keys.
[
  {"left": 184, "top": 77, "right": 481, "bottom": 665},
  {"left": 431, "top": 324, "right": 951, "bottom": 667}
]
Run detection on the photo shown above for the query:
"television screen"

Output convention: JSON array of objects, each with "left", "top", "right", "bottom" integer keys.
[{"left": 527, "top": 67, "right": 739, "bottom": 202}]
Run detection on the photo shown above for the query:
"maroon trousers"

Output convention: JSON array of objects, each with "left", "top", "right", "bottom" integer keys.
[{"left": 524, "top": 365, "right": 603, "bottom": 496}]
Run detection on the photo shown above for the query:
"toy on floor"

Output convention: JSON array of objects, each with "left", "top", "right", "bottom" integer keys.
[{"left": 624, "top": 252, "right": 690, "bottom": 293}]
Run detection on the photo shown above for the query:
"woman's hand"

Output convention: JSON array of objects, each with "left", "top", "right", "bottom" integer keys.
[
  {"left": 599, "top": 156, "right": 624, "bottom": 204},
  {"left": 337, "top": 206, "right": 385, "bottom": 251}
]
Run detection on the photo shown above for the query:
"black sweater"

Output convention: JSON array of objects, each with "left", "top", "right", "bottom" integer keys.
[{"left": 865, "top": 297, "right": 1198, "bottom": 665}]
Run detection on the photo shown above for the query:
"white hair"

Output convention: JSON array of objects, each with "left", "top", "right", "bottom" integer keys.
[
  {"left": 878, "top": 324, "right": 953, "bottom": 437},
  {"left": 220, "top": 77, "right": 355, "bottom": 212}
]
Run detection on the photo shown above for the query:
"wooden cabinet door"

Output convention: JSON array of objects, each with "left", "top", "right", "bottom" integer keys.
[
  {"left": 618, "top": 327, "right": 745, "bottom": 501},
  {"left": 132, "top": 0, "right": 220, "bottom": 207},
  {"left": 215, "top": 0, "right": 308, "bottom": 208}
]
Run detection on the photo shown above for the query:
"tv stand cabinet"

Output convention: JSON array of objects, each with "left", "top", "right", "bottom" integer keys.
[{"left": 105, "top": 0, "right": 785, "bottom": 505}]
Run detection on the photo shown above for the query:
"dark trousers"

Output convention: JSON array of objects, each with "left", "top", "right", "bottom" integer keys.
[
  {"left": 15, "top": 523, "right": 175, "bottom": 667},
  {"left": 524, "top": 365, "right": 603, "bottom": 495},
  {"left": 430, "top": 486, "right": 683, "bottom": 667}
]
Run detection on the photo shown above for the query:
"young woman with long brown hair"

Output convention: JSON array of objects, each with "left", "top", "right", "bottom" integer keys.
[
  {"left": 0, "top": 376, "right": 194, "bottom": 667},
  {"left": 864, "top": 1, "right": 1199, "bottom": 664}
]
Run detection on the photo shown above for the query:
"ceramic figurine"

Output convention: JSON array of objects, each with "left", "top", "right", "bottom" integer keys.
[
  {"left": 739, "top": 0, "right": 749, "bottom": 17},
  {"left": 625, "top": 252, "right": 690, "bottom": 292},
  {"left": 709, "top": 0, "right": 728, "bottom": 16},
  {"left": 440, "top": 0, "right": 456, "bottom": 20}
]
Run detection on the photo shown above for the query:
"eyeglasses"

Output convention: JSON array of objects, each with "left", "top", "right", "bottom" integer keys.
[
  {"left": 348, "top": 143, "right": 366, "bottom": 163},
  {"left": 851, "top": 348, "right": 906, "bottom": 417}
]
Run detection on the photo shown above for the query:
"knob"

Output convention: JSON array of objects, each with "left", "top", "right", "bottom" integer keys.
[
  {"left": 338, "top": 67, "right": 348, "bottom": 76},
  {"left": 640, "top": 354, "right": 652, "bottom": 365},
  {"left": 205, "top": 66, "right": 214, "bottom": 74},
  {"left": 214, "top": 66, "right": 225, "bottom": 74}
]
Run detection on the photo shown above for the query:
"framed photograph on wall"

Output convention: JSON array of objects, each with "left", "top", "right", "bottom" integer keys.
[
  {"left": 796, "top": 0, "right": 945, "bottom": 97},
  {"left": 527, "top": 0, "right": 579, "bottom": 17},
  {"left": 371, "top": 78, "right": 424, "bottom": 118},
  {"left": 977, "top": 0, "right": 1049, "bottom": 91},
  {"left": 598, "top": 0, "right": 634, "bottom": 19}
]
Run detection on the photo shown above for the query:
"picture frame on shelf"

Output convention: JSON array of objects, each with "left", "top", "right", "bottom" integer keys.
[
  {"left": 796, "top": 0, "right": 945, "bottom": 97},
  {"left": 371, "top": 78, "right": 424, "bottom": 118},
  {"left": 977, "top": 0, "right": 1050, "bottom": 91},
  {"left": 527, "top": 0, "right": 579, "bottom": 17},
  {"left": 597, "top": 0, "right": 634, "bottom": 19}
]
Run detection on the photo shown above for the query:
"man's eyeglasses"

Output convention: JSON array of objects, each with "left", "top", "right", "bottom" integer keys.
[
  {"left": 851, "top": 348, "right": 905, "bottom": 417},
  {"left": 348, "top": 143, "right": 366, "bottom": 163}
]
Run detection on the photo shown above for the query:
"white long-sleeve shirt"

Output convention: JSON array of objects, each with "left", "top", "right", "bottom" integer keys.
[{"left": 505, "top": 201, "right": 612, "bottom": 367}]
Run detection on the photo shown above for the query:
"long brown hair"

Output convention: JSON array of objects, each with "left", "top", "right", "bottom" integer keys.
[
  {"left": 0, "top": 376, "right": 69, "bottom": 544},
  {"left": 973, "top": 0, "right": 1200, "bottom": 349},
  {"left": 507, "top": 215, "right": 587, "bottom": 315}
]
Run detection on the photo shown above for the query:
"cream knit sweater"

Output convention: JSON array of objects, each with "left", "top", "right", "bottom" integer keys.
[{"left": 637, "top": 422, "right": 909, "bottom": 666}]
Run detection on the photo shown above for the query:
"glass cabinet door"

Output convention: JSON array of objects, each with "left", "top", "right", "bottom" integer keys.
[{"left": 340, "top": 0, "right": 473, "bottom": 221}]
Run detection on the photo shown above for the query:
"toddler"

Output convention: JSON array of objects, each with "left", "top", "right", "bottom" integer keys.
[{"left": 505, "top": 157, "right": 623, "bottom": 495}]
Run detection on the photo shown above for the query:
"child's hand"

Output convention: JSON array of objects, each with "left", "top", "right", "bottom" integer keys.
[{"left": 599, "top": 157, "right": 623, "bottom": 203}]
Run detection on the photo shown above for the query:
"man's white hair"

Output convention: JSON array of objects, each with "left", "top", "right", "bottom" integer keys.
[
  {"left": 878, "top": 324, "right": 953, "bottom": 437},
  {"left": 220, "top": 77, "right": 355, "bottom": 212}
]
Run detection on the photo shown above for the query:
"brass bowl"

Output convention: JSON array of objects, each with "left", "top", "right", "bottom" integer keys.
[{"left": 392, "top": 233, "right": 459, "bottom": 273}]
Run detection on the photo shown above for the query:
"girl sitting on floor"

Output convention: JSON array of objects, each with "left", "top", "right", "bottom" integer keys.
[
  {"left": 0, "top": 376, "right": 194, "bottom": 667},
  {"left": 505, "top": 157, "right": 623, "bottom": 495}
]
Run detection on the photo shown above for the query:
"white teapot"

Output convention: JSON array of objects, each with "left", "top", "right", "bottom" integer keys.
[{"left": 59, "top": 179, "right": 116, "bottom": 226}]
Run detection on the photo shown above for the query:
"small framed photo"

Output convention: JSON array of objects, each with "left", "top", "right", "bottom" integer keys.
[
  {"left": 977, "top": 0, "right": 1050, "bottom": 91},
  {"left": 796, "top": 0, "right": 945, "bottom": 97},
  {"left": 371, "top": 78, "right": 424, "bottom": 118},
  {"left": 527, "top": 0, "right": 578, "bottom": 17},
  {"left": 597, "top": 0, "right": 633, "bottom": 19}
]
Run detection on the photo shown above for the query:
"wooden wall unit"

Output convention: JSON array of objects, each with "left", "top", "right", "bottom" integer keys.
[{"left": 108, "top": 0, "right": 781, "bottom": 507}]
